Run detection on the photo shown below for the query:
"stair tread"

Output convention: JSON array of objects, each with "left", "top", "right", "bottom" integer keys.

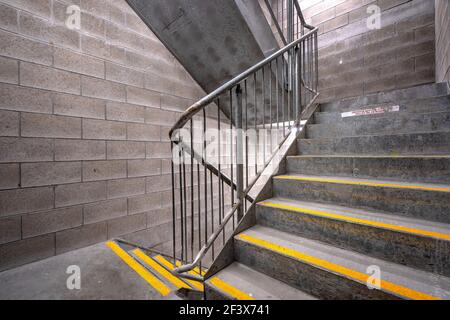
[
  {"left": 257, "top": 197, "right": 450, "bottom": 240},
  {"left": 299, "top": 130, "right": 450, "bottom": 141},
  {"left": 236, "top": 226, "right": 450, "bottom": 299},
  {"left": 273, "top": 174, "right": 450, "bottom": 192},
  {"left": 208, "top": 262, "right": 317, "bottom": 300},
  {"left": 304, "top": 129, "right": 450, "bottom": 140},
  {"left": 320, "top": 83, "right": 449, "bottom": 111},
  {"left": 316, "top": 108, "right": 450, "bottom": 118},
  {"left": 287, "top": 155, "right": 450, "bottom": 159}
]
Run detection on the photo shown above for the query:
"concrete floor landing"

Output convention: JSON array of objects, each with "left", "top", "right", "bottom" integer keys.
[{"left": 0, "top": 242, "right": 165, "bottom": 300}]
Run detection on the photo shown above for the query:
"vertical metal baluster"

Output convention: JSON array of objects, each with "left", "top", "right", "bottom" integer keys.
[
  {"left": 190, "top": 119, "right": 194, "bottom": 261},
  {"left": 269, "top": 61, "right": 273, "bottom": 153},
  {"left": 197, "top": 141, "right": 201, "bottom": 253},
  {"left": 308, "top": 36, "right": 311, "bottom": 103},
  {"left": 307, "top": 36, "right": 310, "bottom": 103},
  {"left": 178, "top": 143, "right": 184, "bottom": 262},
  {"left": 221, "top": 171, "right": 225, "bottom": 244},
  {"left": 244, "top": 80, "right": 249, "bottom": 212},
  {"left": 315, "top": 31, "right": 319, "bottom": 94},
  {"left": 294, "top": 45, "right": 299, "bottom": 123},
  {"left": 299, "top": 42, "right": 302, "bottom": 116},
  {"left": 277, "top": 0, "right": 279, "bottom": 32},
  {"left": 302, "top": 35, "right": 306, "bottom": 108},
  {"left": 282, "top": 56, "right": 285, "bottom": 136},
  {"left": 217, "top": 99, "right": 223, "bottom": 245},
  {"left": 288, "top": 47, "right": 291, "bottom": 126},
  {"left": 254, "top": 73, "right": 258, "bottom": 176},
  {"left": 276, "top": 57, "right": 280, "bottom": 144},
  {"left": 310, "top": 36, "right": 313, "bottom": 102},
  {"left": 210, "top": 167, "right": 214, "bottom": 260},
  {"left": 287, "top": 51, "right": 291, "bottom": 129},
  {"left": 282, "top": 0, "right": 284, "bottom": 40},
  {"left": 230, "top": 89, "right": 235, "bottom": 229},
  {"left": 182, "top": 147, "right": 187, "bottom": 261},
  {"left": 171, "top": 141, "right": 176, "bottom": 265},
  {"left": 294, "top": 45, "right": 297, "bottom": 122},
  {"left": 292, "top": 46, "right": 295, "bottom": 124},
  {"left": 288, "top": 0, "right": 292, "bottom": 42},
  {"left": 262, "top": 66, "right": 266, "bottom": 164},
  {"left": 236, "top": 84, "right": 244, "bottom": 222},
  {"left": 203, "top": 109, "right": 208, "bottom": 247}
]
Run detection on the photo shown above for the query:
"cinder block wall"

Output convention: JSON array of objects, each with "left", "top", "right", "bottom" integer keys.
[
  {"left": 293, "top": 0, "right": 436, "bottom": 103},
  {"left": 0, "top": 0, "right": 205, "bottom": 271},
  {"left": 435, "top": 0, "right": 450, "bottom": 83}
]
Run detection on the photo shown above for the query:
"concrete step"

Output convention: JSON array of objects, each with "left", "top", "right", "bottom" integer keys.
[
  {"left": 205, "top": 262, "right": 317, "bottom": 300},
  {"left": 256, "top": 198, "right": 450, "bottom": 276},
  {"left": 234, "top": 225, "right": 450, "bottom": 300},
  {"left": 286, "top": 155, "right": 450, "bottom": 184},
  {"left": 272, "top": 174, "right": 450, "bottom": 224},
  {"left": 320, "top": 83, "right": 449, "bottom": 113},
  {"left": 298, "top": 131, "right": 450, "bottom": 155},
  {"left": 307, "top": 112, "right": 450, "bottom": 139},
  {"left": 315, "top": 96, "right": 450, "bottom": 124},
  {"left": 131, "top": 249, "right": 198, "bottom": 293}
]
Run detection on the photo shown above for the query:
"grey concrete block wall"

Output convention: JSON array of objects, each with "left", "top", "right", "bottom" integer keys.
[
  {"left": 274, "top": 0, "right": 437, "bottom": 102},
  {"left": 435, "top": 0, "right": 450, "bottom": 84},
  {"left": 0, "top": 0, "right": 205, "bottom": 271}
]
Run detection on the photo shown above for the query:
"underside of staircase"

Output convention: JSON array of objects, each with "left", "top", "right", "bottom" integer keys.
[{"left": 204, "top": 82, "right": 450, "bottom": 300}]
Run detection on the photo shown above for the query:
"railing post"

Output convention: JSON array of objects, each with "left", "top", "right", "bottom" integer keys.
[
  {"left": 294, "top": 46, "right": 300, "bottom": 123},
  {"left": 314, "top": 30, "right": 319, "bottom": 93},
  {"left": 288, "top": 0, "right": 294, "bottom": 44},
  {"left": 235, "top": 84, "right": 244, "bottom": 222},
  {"left": 287, "top": 0, "right": 294, "bottom": 91}
]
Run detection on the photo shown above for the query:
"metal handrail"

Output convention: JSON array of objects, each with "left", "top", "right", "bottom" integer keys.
[
  {"left": 263, "top": 0, "right": 314, "bottom": 47},
  {"left": 294, "top": 0, "right": 314, "bottom": 30},
  {"left": 169, "top": 27, "right": 318, "bottom": 138},
  {"left": 169, "top": 0, "right": 319, "bottom": 281}
]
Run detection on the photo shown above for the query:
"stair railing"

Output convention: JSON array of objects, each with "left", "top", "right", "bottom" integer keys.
[
  {"left": 264, "top": 0, "right": 315, "bottom": 46},
  {"left": 169, "top": 0, "right": 318, "bottom": 282}
]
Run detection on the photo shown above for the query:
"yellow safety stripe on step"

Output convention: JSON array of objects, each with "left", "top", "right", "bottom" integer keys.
[
  {"left": 275, "top": 175, "right": 450, "bottom": 193},
  {"left": 154, "top": 255, "right": 204, "bottom": 291},
  {"left": 133, "top": 249, "right": 192, "bottom": 290},
  {"left": 259, "top": 201, "right": 450, "bottom": 241},
  {"left": 105, "top": 241, "right": 171, "bottom": 296},
  {"left": 209, "top": 277, "right": 256, "bottom": 300},
  {"left": 236, "top": 233, "right": 441, "bottom": 300}
]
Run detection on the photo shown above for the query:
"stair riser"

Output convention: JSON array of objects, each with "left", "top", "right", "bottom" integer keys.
[
  {"left": 256, "top": 205, "right": 450, "bottom": 276},
  {"left": 204, "top": 284, "right": 233, "bottom": 300},
  {"left": 320, "top": 84, "right": 449, "bottom": 113},
  {"left": 307, "top": 114, "right": 450, "bottom": 139},
  {"left": 273, "top": 179, "right": 450, "bottom": 223},
  {"left": 298, "top": 132, "right": 450, "bottom": 155},
  {"left": 234, "top": 239, "right": 399, "bottom": 300},
  {"left": 286, "top": 157, "right": 450, "bottom": 184},
  {"left": 316, "top": 101, "right": 450, "bottom": 124}
]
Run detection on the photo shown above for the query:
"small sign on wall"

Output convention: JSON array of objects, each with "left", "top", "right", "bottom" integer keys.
[{"left": 341, "top": 105, "right": 400, "bottom": 118}]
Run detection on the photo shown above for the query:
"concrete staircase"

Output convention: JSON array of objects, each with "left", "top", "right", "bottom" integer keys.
[{"left": 205, "top": 83, "right": 450, "bottom": 300}]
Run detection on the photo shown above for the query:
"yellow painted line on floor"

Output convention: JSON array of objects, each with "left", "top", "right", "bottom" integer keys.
[
  {"left": 133, "top": 249, "right": 191, "bottom": 290},
  {"left": 209, "top": 277, "right": 256, "bottom": 300},
  {"left": 105, "top": 241, "right": 171, "bottom": 296},
  {"left": 259, "top": 201, "right": 450, "bottom": 241},
  {"left": 154, "top": 255, "right": 253, "bottom": 299},
  {"left": 154, "top": 255, "right": 204, "bottom": 291},
  {"left": 275, "top": 175, "right": 450, "bottom": 193},
  {"left": 236, "top": 233, "right": 440, "bottom": 300}
]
